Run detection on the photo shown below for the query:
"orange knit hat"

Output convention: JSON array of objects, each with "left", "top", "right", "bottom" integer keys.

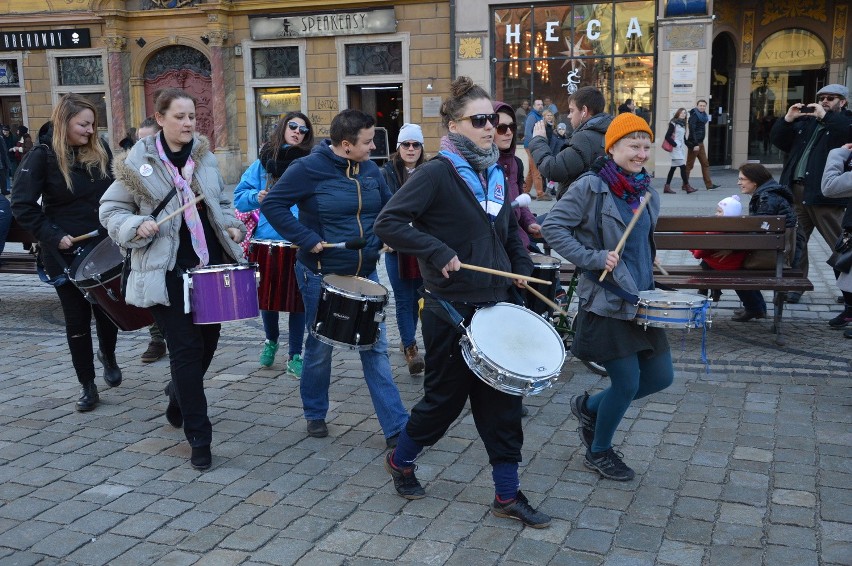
[{"left": 604, "top": 113, "right": 654, "bottom": 154}]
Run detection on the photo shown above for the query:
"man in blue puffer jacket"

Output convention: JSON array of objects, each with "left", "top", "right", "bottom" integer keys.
[{"left": 262, "top": 109, "right": 409, "bottom": 446}]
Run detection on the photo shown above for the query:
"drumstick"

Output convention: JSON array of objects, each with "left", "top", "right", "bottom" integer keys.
[
  {"left": 459, "top": 262, "right": 552, "bottom": 286},
  {"left": 69, "top": 230, "right": 99, "bottom": 244},
  {"left": 654, "top": 260, "right": 669, "bottom": 276},
  {"left": 322, "top": 238, "right": 367, "bottom": 250},
  {"left": 598, "top": 196, "right": 651, "bottom": 282},
  {"left": 523, "top": 282, "right": 568, "bottom": 318},
  {"left": 131, "top": 194, "right": 205, "bottom": 242}
]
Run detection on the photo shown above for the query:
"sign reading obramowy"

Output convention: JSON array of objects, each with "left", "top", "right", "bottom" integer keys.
[
  {"left": 250, "top": 8, "right": 396, "bottom": 40},
  {"left": 1, "top": 29, "right": 91, "bottom": 52}
]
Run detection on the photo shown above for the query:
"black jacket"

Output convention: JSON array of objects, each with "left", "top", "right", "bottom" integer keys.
[
  {"left": 686, "top": 108, "right": 709, "bottom": 147},
  {"left": 770, "top": 108, "right": 852, "bottom": 206},
  {"left": 374, "top": 155, "right": 532, "bottom": 303},
  {"left": 749, "top": 180, "right": 796, "bottom": 228}
]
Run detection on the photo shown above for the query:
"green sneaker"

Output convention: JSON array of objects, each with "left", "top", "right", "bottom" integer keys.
[
  {"left": 286, "top": 354, "right": 303, "bottom": 378},
  {"left": 259, "top": 340, "right": 279, "bottom": 367}
]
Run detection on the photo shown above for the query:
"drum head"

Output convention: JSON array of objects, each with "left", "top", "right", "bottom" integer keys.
[
  {"left": 640, "top": 290, "right": 707, "bottom": 305},
  {"left": 529, "top": 253, "right": 561, "bottom": 269},
  {"left": 468, "top": 303, "right": 565, "bottom": 378},
  {"left": 323, "top": 274, "right": 387, "bottom": 298},
  {"left": 75, "top": 238, "right": 123, "bottom": 282}
]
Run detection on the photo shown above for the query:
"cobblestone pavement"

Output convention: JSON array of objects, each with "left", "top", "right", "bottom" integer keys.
[{"left": 0, "top": 170, "right": 849, "bottom": 565}]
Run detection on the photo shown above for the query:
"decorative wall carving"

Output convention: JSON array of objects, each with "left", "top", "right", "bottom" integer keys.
[
  {"left": 832, "top": 5, "right": 848, "bottom": 59},
  {"left": 741, "top": 11, "right": 754, "bottom": 64},
  {"left": 458, "top": 36, "right": 483, "bottom": 59},
  {"left": 664, "top": 25, "right": 706, "bottom": 50},
  {"left": 762, "top": 0, "right": 827, "bottom": 25},
  {"left": 103, "top": 36, "right": 127, "bottom": 52}
]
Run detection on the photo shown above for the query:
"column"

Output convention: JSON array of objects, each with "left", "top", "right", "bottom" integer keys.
[
  {"left": 104, "top": 36, "right": 128, "bottom": 149},
  {"left": 206, "top": 29, "right": 229, "bottom": 151}
]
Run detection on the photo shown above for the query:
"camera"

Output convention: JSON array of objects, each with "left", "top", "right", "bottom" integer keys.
[{"left": 799, "top": 104, "right": 815, "bottom": 113}]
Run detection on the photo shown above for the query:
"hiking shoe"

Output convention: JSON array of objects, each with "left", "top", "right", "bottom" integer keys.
[
  {"left": 384, "top": 451, "right": 425, "bottom": 499},
  {"left": 828, "top": 309, "right": 852, "bottom": 328},
  {"left": 286, "top": 354, "right": 303, "bottom": 378},
  {"left": 306, "top": 419, "right": 328, "bottom": 438},
  {"left": 491, "top": 490, "right": 551, "bottom": 528},
  {"left": 141, "top": 340, "right": 166, "bottom": 363},
  {"left": 584, "top": 447, "right": 635, "bottom": 481},
  {"left": 259, "top": 340, "right": 279, "bottom": 367},
  {"left": 570, "top": 392, "right": 596, "bottom": 449}
]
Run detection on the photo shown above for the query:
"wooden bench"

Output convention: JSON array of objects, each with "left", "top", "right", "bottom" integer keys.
[
  {"left": 0, "top": 216, "right": 38, "bottom": 275},
  {"left": 556, "top": 215, "right": 813, "bottom": 345}
]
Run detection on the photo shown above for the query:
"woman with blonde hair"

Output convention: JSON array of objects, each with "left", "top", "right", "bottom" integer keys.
[{"left": 11, "top": 93, "right": 121, "bottom": 412}]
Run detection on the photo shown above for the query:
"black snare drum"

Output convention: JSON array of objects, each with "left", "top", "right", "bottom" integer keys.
[
  {"left": 312, "top": 275, "right": 388, "bottom": 350},
  {"left": 524, "top": 253, "right": 561, "bottom": 316}
]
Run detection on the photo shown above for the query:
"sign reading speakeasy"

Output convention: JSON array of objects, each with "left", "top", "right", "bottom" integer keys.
[
  {"left": 250, "top": 8, "right": 396, "bottom": 40},
  {"left": 1, "top": 29, "right": 91, "bottom": 52}
]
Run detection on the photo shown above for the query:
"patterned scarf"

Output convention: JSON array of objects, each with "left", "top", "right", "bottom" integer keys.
[
  {"left": 155, "top": 135, "right": 209, "bottom": 266},
  {"left": 593, "top": 156, "right": 651, "bottom": 211},
  {"left": 439, "top": 135, "right": 505, "bottom": 221},
  {"left": 443, "top": 132, "right": 499, "bottom": 173}
]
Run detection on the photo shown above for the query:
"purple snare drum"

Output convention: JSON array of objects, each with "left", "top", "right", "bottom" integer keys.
[{"left": 188, "top": 263, "right": 260, "bottom": 324}]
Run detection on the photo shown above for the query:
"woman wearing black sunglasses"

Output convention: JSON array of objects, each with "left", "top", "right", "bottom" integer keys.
[
  {"left": 381, "top": 123, "right": 426, "bottom": 376},
  {"left": 375, "top": 77, "right": 549, "bottom": 528},
  {"left": 234, "top": 112, "right": 314, "bottom": 376}
]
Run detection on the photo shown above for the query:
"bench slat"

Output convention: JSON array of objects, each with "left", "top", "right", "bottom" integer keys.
[
  {"left": 655, "top": 233, "right": 785, "bottom": 250},
  {"left": 655, "top": 215, "right": 786, "bottom": 233}
]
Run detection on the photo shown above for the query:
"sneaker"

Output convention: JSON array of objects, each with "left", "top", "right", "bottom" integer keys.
[
  {"left": 259, "top": 340, "right": 279, "bottom": 367},
  {"left": 537, "top": 193, "right": 553, "bottom": 201},
  {"left": 828, "top": 309, "right": 852, "bottom": 328},
  {"left": 554, "top": 290, "right": 568, "bottom": 309},
  {"left": 140, "top": 340, "right": 167, "bottom": 363},
  {"left": 707, "top": 184, "right": 720, "bottom": 190},
  {"left": 306, "top": 419, "right": 328, "bottom": 438},
  {"left": 384, "top": 451, "right": 425, "bottom": 499},
  {"left": 570, "top": 392, "right": 596, "bottom": 449},
  {"left": 491, "top": 490, "right": 551, "bottom": 528},
  {"left": 584, "top": 447, "right": 635, "bottom": 481},
  {"left": 286, "top": 354, "right": 303, "bottom": 378}
]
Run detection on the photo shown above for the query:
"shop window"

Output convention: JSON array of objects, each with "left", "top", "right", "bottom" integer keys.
[
  {"left": 57, "top": 56, "right": 103, "bottom": 86},
  {"left": 0, "top": 59, "right": 20, "bottom": 88},
  {"left": 252, "top": 47, "right": 300, "bottom": 79},
  {"left": 255, "top": 86, "right": 302, "bottom": 143},
  {"left": 344, "top": 42, "right": 402, "bottom": 76}
]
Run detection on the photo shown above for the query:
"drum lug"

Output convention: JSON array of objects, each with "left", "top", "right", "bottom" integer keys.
[
  {"left": 83, "top": 291, "right": 97, "bottom": 304},
  {"left": 362, "top": 302, "right": 368, "bottom": 312},
  {"left": 106, "top": 288, "right": 119, "bottom": 302},
  {"left": 255, "top": 271, "right": 261, "bottom": 287},
  {"left": 223, "top": 272, "right": 231, "bottom": 288},
  {"left": 355, "top": 332, "right": 361, "bottom": 343},
  {"left": 374, "top": 311, "right": 385, "bottom": 323}
]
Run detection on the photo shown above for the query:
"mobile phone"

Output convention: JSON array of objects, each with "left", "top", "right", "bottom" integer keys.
[{"left": 799, "top": 104, "right": 815, "bottom": 113}]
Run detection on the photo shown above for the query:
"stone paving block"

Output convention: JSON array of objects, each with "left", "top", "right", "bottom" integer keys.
[
  {"left": 711, "top": 522, "right": 763, "bottom": 547},
  {"left": 547, "top": 549, "right": 603, "bottom": 566},
  {"left": 504, "top": 536, "right": 559, "bottom": 565},
  {"left": 444, "top": 547, "right": 505, "bottom": 566},
  {"left": 767, "top": 523, "right": 817, "bottom": 550},
  {"left": 175, "top": 525, "right": 232, "bottom": 553},
  {"left": 576, "top": 507, "right": 623, "bottom": 532},
  {"left": 248, "top": 536, "right": 314, "bottom": 565},
  {"left": 771, "top": 488, "right": 816, "bottom": 507},
  {"left": 673, "top": 497, "right": 718, "bottom": 521},
  {"left": 356, "top": 533, "right": 410, "bottom": 560},
  {"left": 664, "top": 517, "right": 714, "bottom": 545},
  {"left": 168, "top": 510, "right": 219, "bottom": 533},
  {"left": 65, "top": 532, "right": 139, "bottom": 565},
  {"left": 398, "top": 540, "right": 455, "bottom": 565},
  {"left": 278, "top": 514, "right": 337, "bottom": 542},
  {"left": 773, "top": 471, "right": 816, "bottom": 492},
  {"left": 33, "top": 499, "right": 99, "bottom": 525},
  {"left": 108, "top": 541, "right": 173, "bottom": 566},
  {"left": 565, "top": 528, "right": 614, "bottom": 554},
  {"left": 822, "top": 540, "right": 852, "bottom": 566},
  {"left": 707, "top": 544, "right": 763, "bottom": 565},
  {"left": 613, "top": 522, "right": 664, "bottom": 553},
  {"left": 656, "top": 538, "right": 704, "bottom": 566},
  {"left": 214, "top": 503, "right": 266, "bottom": 529},
  {"left": 764, "top": 544, "right": 819, "bottom": 566},
  {"left": 0, "top": 497, "right": 56, "bottom": 522}
]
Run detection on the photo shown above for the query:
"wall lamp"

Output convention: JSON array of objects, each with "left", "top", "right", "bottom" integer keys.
[{"left": 136, "top": 37, "right": 146, "bottom": 48}]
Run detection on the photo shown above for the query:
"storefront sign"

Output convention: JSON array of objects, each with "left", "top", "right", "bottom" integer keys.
[
  {"left": 1, "top": 29, "right": 91, "bottom": 52},
  {"left": 250, "top": 8, "right": 396, "bottom": 40},
  {"left": 504, "top": 18, "right": 644, "bottom": 44},
  {"left": 754, "top": 31, "right": 825, "bottom": 69}
]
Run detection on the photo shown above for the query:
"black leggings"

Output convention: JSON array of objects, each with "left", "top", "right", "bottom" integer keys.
[
  {"left": 665, "top": 165, "right": 688, "bottom": 185},
  {"left": 54, "top": 281, "right": 118, "bottom": 385}
]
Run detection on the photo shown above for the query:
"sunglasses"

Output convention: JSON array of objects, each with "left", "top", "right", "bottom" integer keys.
[
  {"left": 456, "top": 113, "right": 499, "bottom": 129},
  {"left": 287, "top": 121, "right": 310, "bottom": 134},
  {"left": 817, "top": 95, "right": 839, "bottom": 102},
  {"left": 495, "top": 122, "right": 517, "bottom": 135},
  {"left": 399, "top": 141, "right": 422, "bottom": 149}
]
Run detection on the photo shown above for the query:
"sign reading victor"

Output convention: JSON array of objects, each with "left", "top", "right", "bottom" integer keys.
[
  {"left": 1, "top": 29, "right": 91, "bottom": 52},
  {"left": 250, "top": 8, "right": 396, "bottom": 40}
]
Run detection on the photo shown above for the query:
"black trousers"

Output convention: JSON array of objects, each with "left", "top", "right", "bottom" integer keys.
[
  {"left": 54, "top": 281, "right": 118, "bottom": 385},
  {"left": 149, "top": 269, "right": 219, "bottom": 448},
  {"left": 405, "top": 298, "right": 523, "bottom": 465}
]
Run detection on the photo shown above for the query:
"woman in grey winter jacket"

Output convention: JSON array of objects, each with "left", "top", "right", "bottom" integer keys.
[
  {"left": 821, "top": 143, "right": 852, "bottom": 334},
  {"left": 100, "top": 88, "right": 245, "bottom": 471}
]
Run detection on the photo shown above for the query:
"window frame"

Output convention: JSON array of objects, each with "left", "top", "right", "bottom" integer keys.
[{"left": 47, "top": 49, "right": 111, "bottom": 143}]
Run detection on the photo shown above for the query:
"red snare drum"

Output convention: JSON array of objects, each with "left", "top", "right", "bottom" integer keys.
[
  {"left": 70, "top": 238, "right": 155, "bottom": 331},
  {"left": 397, "top": 252, "right": 421, "bottom": 280},
  {"left": 249, "top": 239, "right": 304, "bottom": 313}
]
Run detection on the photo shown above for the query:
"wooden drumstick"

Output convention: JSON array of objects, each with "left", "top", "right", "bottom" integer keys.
[
  {"left": 131, "top": 194, "right": 205, "bottom": 242},
  {"left": 523, "top": 282, "right": 568, "bottom": 318},
  {"left": 599, "top": 196, "right": 650, "bottom": 282},
  {"left": 459, "top": 262, "right": 552, "bottom": 286},
  {"left": 69, "top": 230, "right": 99, "bottom": 244},
  {"left": 654, "top": 259, "right": 669, "bottom": 276}
]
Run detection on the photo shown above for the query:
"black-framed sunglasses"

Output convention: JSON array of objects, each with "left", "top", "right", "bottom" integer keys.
[
  {"left": 287, "top": 121, "right": 310, "bottom": 134},
  {"left": 399, "top": 141, "right": 422, "bottom": 149},
  {"left": 457, "top": 113, "right": 499, "bottom": 129},
  {"left": 495, "top": 122, "right": 517, "bottom": 135},
  {"left": 817, "top": 95, "right": 839, "bottom": 102}
]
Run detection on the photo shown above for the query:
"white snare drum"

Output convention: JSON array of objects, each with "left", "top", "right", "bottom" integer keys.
[
  {"left": 635, "top": 290, "right": 710, "bottom": 329},
  {"left": 460, "top": 303, "right": 566, "bottom": 397}
]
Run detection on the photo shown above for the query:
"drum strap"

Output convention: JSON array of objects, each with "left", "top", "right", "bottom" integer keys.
[{"left": 120, "top": 187, "right": 178, "bottom": 297}]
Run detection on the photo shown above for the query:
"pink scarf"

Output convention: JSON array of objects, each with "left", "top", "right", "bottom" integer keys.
[{"left": 155, "top": 135, "right": 209, "bottom": 266}]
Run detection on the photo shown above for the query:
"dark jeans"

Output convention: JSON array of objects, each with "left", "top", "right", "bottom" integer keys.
[
  {"left": 735, "top": 290, "right": 767, "bottom": 313},
  {"left": 665, "top": 165, "right": 688, "bottom": 185},
  {"left": 149, "top": 269, "right": 219, "bottom": 448},
  {"left": 54, "top": 280, "right": 118, "bottom": 385},
  {"left": 406, "top": 298, "right": 523, "bottom": 465}
]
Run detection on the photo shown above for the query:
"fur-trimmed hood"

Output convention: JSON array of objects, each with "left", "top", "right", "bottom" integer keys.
[{"left": 112, "top": 133, "right": 212, "bottom": 206}]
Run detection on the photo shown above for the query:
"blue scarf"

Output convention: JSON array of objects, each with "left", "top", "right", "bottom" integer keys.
[{"left": 439, "top": 138, "right": 505, "bottom": 221}]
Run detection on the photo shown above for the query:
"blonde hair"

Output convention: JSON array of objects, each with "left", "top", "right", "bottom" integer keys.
[{"left": 51, "top": 93, "right": 110, "bottom": 190}]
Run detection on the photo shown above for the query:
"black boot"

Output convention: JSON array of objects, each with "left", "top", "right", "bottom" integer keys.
[
  {"left": 97, "top": 350, "right": 122, "bottom": 387},
  {"left": 164, "top": 383, "right": 183, "bottom": 428},
  {"left": 75, "top": 381, "right": 99, "bottom": 412}
]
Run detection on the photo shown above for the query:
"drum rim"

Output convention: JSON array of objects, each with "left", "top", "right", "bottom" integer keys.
[
  {"left": 322, "top": 274, "right": 388, "bottom": 299},
  {"left": 71, "top": 237, "right": 124, "bottom": 284},
  {"left": 529, "top": 253, "right": 562, "bottom": 267},
  {"left": 466, "top": 302, "right": 566, "bottom": 377},
  {"left": 189, "top": 262, "right": 259, "bottom": 274},
  {"left": 460, "top": 335, "right": 557, "bottom": 396},
  {"left": 249, "top": 238, "right": 296, "bottom": 247}
]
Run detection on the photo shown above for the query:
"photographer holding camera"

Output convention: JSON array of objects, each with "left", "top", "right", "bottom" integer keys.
[{"left": 770, "top": 84, "right": 852, "bottom": 307}]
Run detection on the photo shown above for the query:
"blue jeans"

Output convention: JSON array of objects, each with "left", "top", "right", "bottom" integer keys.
[
  {"left": 384, "top": 252, "right": 422, "bottom": 348},
  {"left": 295, "top": 261, "right": 408, "bottom": 439},
  {"left": 260, "top": 310, "right": 306, "bottom": 356},
  {"left": 587, "top": 349, "right": 674, "bottom": 453},
  {"left": 735, "top": 290, "right": 766, "bottom": 314}
]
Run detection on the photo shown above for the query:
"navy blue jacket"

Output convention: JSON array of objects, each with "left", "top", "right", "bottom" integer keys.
[
  {"left": 749, "top": 180, "right": 796, "bottom": 228},
  {"left": 261, "top": 140, "right": 391, "bottom": 276}
]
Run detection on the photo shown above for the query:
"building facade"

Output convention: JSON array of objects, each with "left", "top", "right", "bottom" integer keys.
[{"left": 0, "top": 0, "right": 450, "bottom": 182}]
